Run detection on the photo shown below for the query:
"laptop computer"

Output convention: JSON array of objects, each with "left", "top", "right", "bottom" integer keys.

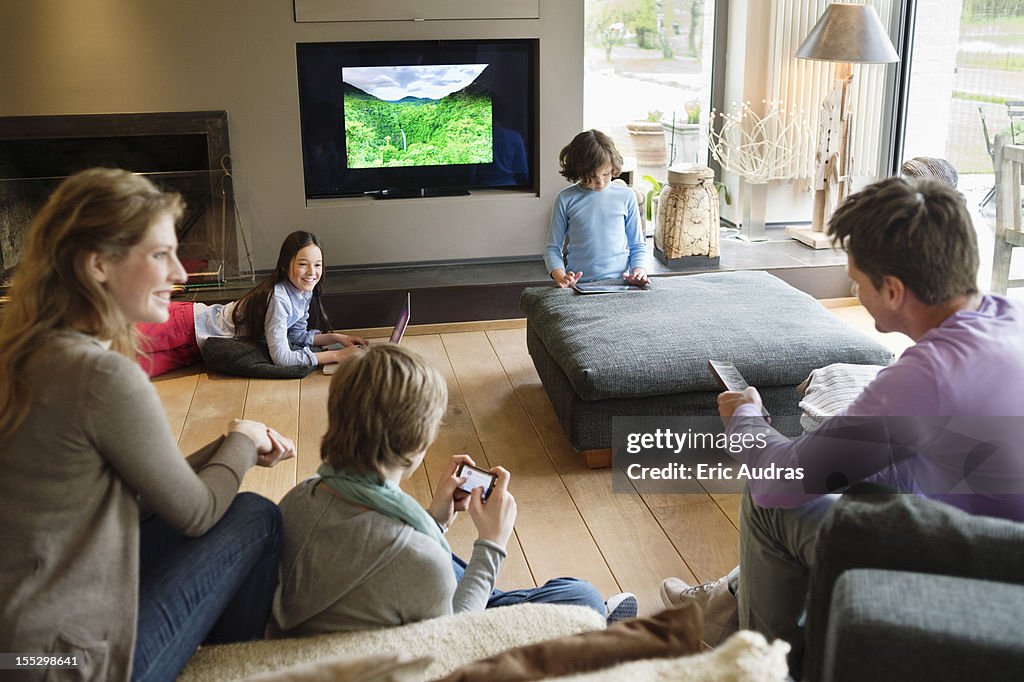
[
  {"left": 323, "top": 293, "right": 411, "bottom": 375},
  {"left": 389, "top": 292, "right": 411, "bottom": 344}
]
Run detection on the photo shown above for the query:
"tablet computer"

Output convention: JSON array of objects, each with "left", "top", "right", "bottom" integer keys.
[{"left": 572, "top": 282, "right": 650, "bottom": 294}]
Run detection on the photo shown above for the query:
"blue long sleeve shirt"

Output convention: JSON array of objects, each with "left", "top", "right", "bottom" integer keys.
[{"left": 543, "top": 183, "right": 646, "bottom": 282}]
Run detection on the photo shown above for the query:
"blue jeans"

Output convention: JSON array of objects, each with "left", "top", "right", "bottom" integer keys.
[
  {"left": 132, "top": 493, "right": 283, "bottom": 682},
  {"left": 451, "top": 554, "right": 606, "bottom": 616}
]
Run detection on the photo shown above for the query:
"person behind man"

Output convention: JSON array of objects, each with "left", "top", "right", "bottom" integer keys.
[{"left": 661, "top": 177, "right": 1024, "bottom": 669}]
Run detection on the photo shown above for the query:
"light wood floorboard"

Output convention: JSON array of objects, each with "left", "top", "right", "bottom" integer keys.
[
  {"left": 486, "top": 327, "right": 703, "bottom": 614},
  {"left": 441, "top": 331, "right": 618, "bottom": 595},
  {"left": 153, "top": 304, "right": 886, "bottom": 618},
  {"left": 404, "top": 333, "right": 535, "bottom": 590}
]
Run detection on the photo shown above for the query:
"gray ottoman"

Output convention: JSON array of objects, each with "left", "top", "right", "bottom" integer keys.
[{"left": 520, "top": 271, "right": 894, "bottom": 465}]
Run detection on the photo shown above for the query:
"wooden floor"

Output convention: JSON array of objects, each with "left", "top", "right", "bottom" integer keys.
[{"left": 152, "top": 303, "right": 910, "bottom": 617}]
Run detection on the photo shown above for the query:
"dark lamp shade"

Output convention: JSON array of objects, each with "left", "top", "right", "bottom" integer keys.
[{"left": 796, "top": 3, "right": 899, "bottom": 64}]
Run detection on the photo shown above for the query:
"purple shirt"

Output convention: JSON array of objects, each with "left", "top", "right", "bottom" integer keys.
[{"left": 728, "top": 295, "right": 1024, "bottom": 520}]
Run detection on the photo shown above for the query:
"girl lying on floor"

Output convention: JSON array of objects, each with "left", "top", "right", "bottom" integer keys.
[{"left": 137, "top": 230, "right": 366, "bottom": 377}]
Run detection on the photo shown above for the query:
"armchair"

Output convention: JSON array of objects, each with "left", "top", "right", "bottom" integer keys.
[{"left": 803, "top": 485, "right": 1024, "bottom": 682}]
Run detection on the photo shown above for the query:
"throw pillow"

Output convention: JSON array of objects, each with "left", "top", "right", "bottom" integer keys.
[
  {"left": 797, "top": 363, "right": 885, "bottom": 432},
  {"left": 200, "top": 337, "right": 317, "bottom": 379},
  {"left": 245, "top": 653, "right": 431, "bottom": 682},
  {"left": 436, "top": 604, "right": 702, "bottom": 682}
]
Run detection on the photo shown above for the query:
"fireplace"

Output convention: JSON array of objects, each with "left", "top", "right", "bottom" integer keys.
[{"left": 0, "top": 111, "right": 238, "bottom": 288}]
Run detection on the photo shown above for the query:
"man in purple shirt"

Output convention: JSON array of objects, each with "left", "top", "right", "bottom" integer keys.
[{"left": 661, "top": 177, "right": 1024, "bottom": 665}]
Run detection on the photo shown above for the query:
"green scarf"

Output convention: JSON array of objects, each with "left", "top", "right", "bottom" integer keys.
[{"left": 317, "top": 462, "right": 450, "bottom": 553}]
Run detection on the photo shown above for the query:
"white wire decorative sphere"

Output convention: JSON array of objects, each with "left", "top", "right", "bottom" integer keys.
[{"left": 707, "top": 101, "right": 813, "bottom": 183}]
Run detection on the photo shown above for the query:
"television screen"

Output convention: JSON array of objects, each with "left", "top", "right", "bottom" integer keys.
[{"left": 297, "top": 40, "right": 537, "bottom": 199}]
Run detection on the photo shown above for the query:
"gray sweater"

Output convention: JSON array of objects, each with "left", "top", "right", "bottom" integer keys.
[
  {"left": 0, "top": 332, "right": 257, "bottom": 681},
  {"left": 272, "top": 477, "right": 506, "bottom": 635}
]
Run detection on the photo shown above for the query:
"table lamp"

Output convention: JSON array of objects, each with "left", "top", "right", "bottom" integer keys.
[{"left": 786, "top": 2, "right": 899, "bottom": 249}]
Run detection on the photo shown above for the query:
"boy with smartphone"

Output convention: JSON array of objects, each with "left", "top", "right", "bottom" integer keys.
[{"left": 271, "top": 344, "right": 635, "bottom": 634}]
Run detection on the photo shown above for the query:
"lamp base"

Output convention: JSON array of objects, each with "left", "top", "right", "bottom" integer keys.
[{"left": 786, "top": 225, "right": 833, "bottom": 249}]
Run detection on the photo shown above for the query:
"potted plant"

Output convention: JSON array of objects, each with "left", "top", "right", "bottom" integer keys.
[
  {"left": 641, "top": 174, "right": 663, "bottom": 238},
  {"left": 627, "top": 111, "right": 668, "bottom": 166},
  {"left": 662, "top": 100, "right": 702, "bottom": 166}
]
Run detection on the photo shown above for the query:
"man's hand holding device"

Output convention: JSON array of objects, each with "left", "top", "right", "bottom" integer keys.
[{"left": 708, "top": 360, "right": 771, "bottom": 423}]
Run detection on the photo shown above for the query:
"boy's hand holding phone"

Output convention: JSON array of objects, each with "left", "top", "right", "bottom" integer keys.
[
  {"left": 468, "top": 467, "right": 516, "bottom": 549},
  {"left": 428, "top": 454, "right": 478, "bottom": 530}
]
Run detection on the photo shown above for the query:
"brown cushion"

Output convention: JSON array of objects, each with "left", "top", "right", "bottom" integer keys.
[
  {"left": 435, "top": 604, "right": 702, "bottom": 682},
  {"left": 245, "top": 653, "right": 432, "bottom": 682}
]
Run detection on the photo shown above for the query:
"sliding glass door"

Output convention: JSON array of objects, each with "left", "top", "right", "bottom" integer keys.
[{"left": 900, "top": 0, "right": 1024, "bottom": 291}]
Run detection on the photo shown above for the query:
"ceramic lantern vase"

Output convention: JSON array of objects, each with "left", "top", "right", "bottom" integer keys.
[{"left": 655, "top": 164, "right": 720, "bottom": 261}]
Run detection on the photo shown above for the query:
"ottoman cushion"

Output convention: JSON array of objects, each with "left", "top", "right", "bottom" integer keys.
[{"left": 520, "top": 271, "right": 893, "bottom": 402}]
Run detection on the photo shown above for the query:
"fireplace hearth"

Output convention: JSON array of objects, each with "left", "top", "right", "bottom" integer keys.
[{"left": 0, "top": 111, "right": 238, "bottom": 287}]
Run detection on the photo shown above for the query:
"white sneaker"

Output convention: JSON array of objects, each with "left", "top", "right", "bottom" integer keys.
[
  {"left": 660, "top": 576, "right": 738, "bottom": 647},
  {"left": 605, "top": 592, "right": 638, "bottom": 624}
]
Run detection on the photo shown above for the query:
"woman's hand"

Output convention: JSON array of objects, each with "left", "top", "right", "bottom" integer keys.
[
  {"left": 468, "top": 466, "right": 516, "bottom": 548},
  {"left": 227, "top": 420, "right": 295, "bottom": 467},
  {"left": 257, "top": 428, "right": 296, "bottom": 468},
  {"left": 427, "top": 454, "right": 476, "bottom": 530},
  {"left": 228, "top": 418, "right": 273, "bottom": 451}
]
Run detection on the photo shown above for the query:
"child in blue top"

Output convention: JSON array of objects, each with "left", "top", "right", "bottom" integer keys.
[
  {"left": 544, "top": 130, "right": 648, "bottom": 287},
  {"left": 137, "top": 230, "right": 366, "bottom": 377}
]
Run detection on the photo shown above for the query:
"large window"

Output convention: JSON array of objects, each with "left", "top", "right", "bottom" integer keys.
[
  {"left": 901, "top": 0, "right": 1024, "bottom": 291},
  {"left": 584, "top": 0, "right": 717, "bottom": 187}
]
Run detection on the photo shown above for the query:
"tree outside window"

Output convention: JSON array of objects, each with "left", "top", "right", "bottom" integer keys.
[{"left": 584, "top": 0, "right": 716, "bottom": 191}]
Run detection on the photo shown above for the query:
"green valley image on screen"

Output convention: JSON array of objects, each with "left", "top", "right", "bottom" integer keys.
[{"left": 341, "top": 64, "right": 494, "bottom": 169}]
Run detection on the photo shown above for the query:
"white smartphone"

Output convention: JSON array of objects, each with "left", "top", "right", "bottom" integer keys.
[{"left": 456, "top": 463, "right": 497, "bottom": 500}]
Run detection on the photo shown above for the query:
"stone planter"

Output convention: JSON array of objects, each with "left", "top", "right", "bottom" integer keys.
[{"left": 626, "top": 121, "right": 667, "bottom": 166}]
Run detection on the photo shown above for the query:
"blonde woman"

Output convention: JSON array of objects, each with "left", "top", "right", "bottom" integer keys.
[{"left": 0, "top": 168, "right": 294, "bottom": 682}]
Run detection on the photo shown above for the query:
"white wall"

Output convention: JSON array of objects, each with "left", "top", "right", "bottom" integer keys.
[{"left": 0, "top": 1, "right": 584, "bottom": 269}]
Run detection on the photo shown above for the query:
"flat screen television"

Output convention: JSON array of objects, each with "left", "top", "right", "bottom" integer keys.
[{"left": 296, "top": 39, "right": 538, "bottom": 200}]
